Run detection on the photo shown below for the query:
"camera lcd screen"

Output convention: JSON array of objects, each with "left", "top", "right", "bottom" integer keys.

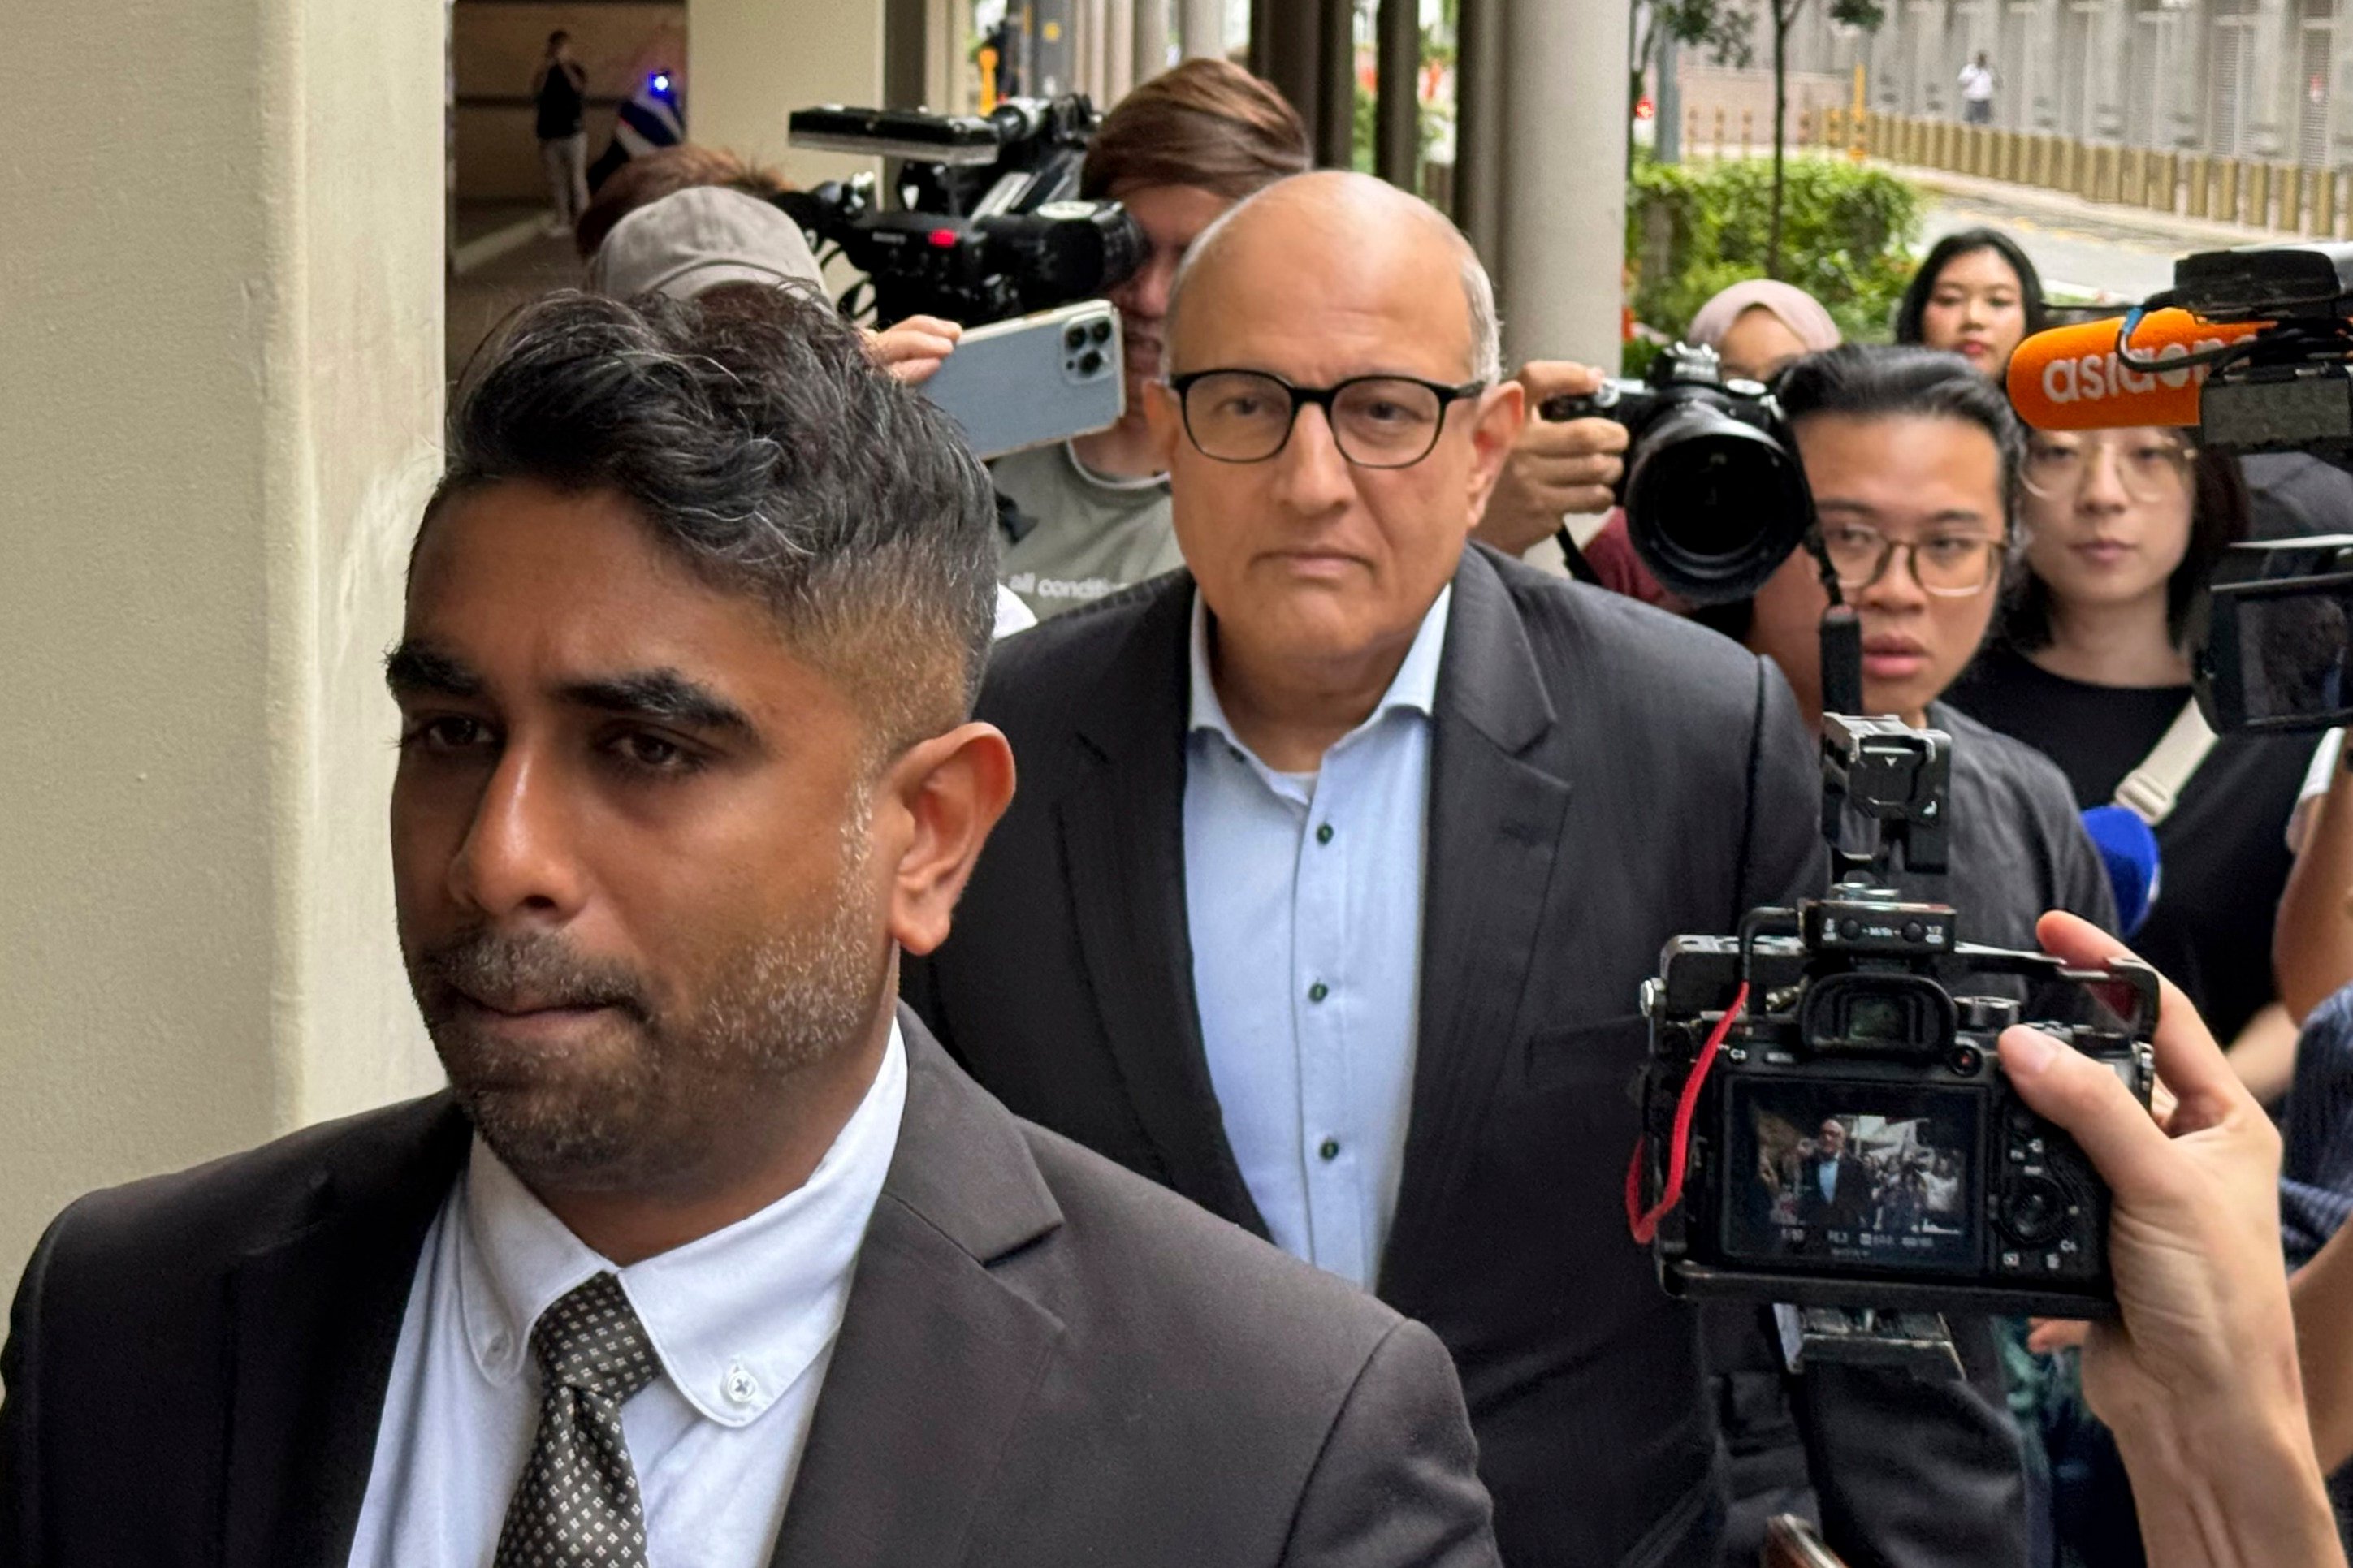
[
  {"left": 2221, "top": 584, "right": 2353, "bottom": 728},
  {"left": 1721, "top": 1080, "right": 1979, "bottom": 1275}
]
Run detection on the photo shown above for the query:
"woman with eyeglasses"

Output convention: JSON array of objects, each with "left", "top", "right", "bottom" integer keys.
[
  {"left": 1941, "top": 419, "right": 2319, "bottom": 1568},
  {"left": 1945, "top": 425, "right": 2312, "bottom": 1104}
]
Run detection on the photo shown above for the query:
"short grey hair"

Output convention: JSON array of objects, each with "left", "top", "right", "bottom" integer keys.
[{"left": 1165, "top": 177, "right": 1503, "bottom": 386}]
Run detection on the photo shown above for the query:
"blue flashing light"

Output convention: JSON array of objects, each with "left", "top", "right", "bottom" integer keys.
[{"left": 651, "top": 72, "right": 672, "bottom": 93}]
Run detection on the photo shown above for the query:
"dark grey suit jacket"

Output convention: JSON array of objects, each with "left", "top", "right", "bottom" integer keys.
[
  {"left": 0, "top": 1013, "right": 1499, "bottom": 1567},
  {"left": 907, "top": 546, "right": 2028, "bottom": 1568}
]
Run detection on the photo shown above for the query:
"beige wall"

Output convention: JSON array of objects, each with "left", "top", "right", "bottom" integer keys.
[
  {"left": 0, "top": 0, "right": 448, "bottom": 1301},
  {"left": 690, "top": 0, "right": 887, "bottom": 186},
  {"left": 1678, "top": 66, "right": 1853, "bottom": 148}
]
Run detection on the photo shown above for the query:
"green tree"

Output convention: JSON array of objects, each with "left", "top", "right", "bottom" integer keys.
[
  {"left": 1630, "top": 0, "right": 1756, "bottom": 172},
  {"left": 1626, "top": 152, "right": 1918, "bottom": 361},
  {"left": 1765, "top": 0, "right": 1884, "bottom": 275}
]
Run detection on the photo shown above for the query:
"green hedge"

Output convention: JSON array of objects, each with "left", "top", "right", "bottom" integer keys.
[{"left": 1625, "top": 153, "right": 1921, "bottom": 369}]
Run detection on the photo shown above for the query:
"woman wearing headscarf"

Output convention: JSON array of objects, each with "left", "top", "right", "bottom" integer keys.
[{"left": 1581, "top": 279, "right": 1844, "bottom": 605}]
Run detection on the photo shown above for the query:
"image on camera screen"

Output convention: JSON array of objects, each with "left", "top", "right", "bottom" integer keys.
[
  {"left": 1721, "top": 1080, "right": 1979, "bottom": 1274},
  {"left": 2235, "top": 588, "right": 2353, "bottom": 724}
]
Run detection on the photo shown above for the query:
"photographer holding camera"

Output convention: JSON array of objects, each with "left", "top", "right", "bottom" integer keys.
[
  {"left": 1600, "top": 345, "right": 2112, "bottom": 1566},
  {"left": 989, "top": 60, "right": 1310, "bottom": 620}
]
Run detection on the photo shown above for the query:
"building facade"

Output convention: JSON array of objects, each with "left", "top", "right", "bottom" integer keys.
[{"left": 1781, "top": 0, "right": 2349, "bottom": 166}]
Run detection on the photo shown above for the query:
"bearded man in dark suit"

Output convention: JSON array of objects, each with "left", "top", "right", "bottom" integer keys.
[{"left": 0, "top": 286, "right": 1498, "bottom": 1568}]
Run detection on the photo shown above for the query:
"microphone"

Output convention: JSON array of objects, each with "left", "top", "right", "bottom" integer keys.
[
  {"left": 2080, "top": 804, "right": 2161, "bottom": 937},
  {"left": 2006, "top": 309, "right": 2267, "bottom": 431}
]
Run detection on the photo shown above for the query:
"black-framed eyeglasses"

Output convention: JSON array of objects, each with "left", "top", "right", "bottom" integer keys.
[
  {"left": 1167, "top": 369, "right": 1488, "bottom": 469},
  {"left": 1814, "top": 523, "right": 2010, "bottom": 598}
]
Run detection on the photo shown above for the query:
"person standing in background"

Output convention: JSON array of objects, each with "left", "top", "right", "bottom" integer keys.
[
  {"left": 532, "top": 31, "right": 590, "bottom": 238},
  {"left": 1946, "top": 428, "right": 2302, "bottom": 1094},
  {"left": 1897, "top": 228, "right": 2047, "bottom": 382},
  {"left": 1959, "top": 53, "right": 1997, "bottom": 125}
]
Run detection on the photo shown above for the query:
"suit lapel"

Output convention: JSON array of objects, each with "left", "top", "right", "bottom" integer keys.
[
  {"left": 1381, "top": 550, "right": 1577, "bottom": 1297},
  {"left": 1053, "top": 577, "right": 1268, "bottom": 1234},
  {"left": 221, "top": 1095, "right": 472, "bottom": 1567},
  {"left": 768, "top": 1014, "right": 1066, "bottom": 1567}
]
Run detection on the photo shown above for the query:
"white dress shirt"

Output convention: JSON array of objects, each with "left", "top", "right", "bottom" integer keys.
[
  {"left": 348, "top": 1023, "right": 908, "bottom": 1568},
  {"left": 1183, "top": 586, "right": 1449, "bottom": 1289}
]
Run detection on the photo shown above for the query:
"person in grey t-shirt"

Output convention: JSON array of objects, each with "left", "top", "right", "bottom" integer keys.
[{"left": 990, "top": 59, "right": 1309, "bottom": 620}]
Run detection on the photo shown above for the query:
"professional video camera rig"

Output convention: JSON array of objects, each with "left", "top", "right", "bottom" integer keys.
[
  {"left": 2083, "top": 243, "right": 2353, "bottom": 734},
  {"left": 778, "top": 97, "right": 1144, "bottom": 327}
]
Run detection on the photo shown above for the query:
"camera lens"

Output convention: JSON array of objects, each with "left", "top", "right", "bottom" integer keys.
[
  {"left": 1622, "top": 403, "right": 1814, "bottom": 607},
  {"left": 1065, "top": 325, "right": 1088, "bottom": 352},
  {"left": 1079, "top": 349, "right": 1105, "bottom": 376},
  {"left": 1090, "top": 318, "right": 1113, "bottom": 344}
]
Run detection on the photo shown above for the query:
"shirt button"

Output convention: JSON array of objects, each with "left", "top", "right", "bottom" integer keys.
[
  {"left": 1319, "top": 1138, "right": 1342, "bottom": 1161},
  {"left": 1308, "top": 980, "right": 1329, "bottom": 1003},
  {"left": 1315, "top": 823, "right": 1334, "bottom": 844},
  {"left": 724, "top": 1363, "right": 760, "bottom": 1406}
]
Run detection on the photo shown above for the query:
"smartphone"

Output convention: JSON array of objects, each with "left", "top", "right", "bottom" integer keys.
[{"left": 919, "top": 300, "right": 1126, "bottom": 462}]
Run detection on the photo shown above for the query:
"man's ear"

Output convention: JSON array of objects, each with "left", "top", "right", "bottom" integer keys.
[
  {"left": 1142, "top": 379, "right": 1183, "bottom": 471},
  {"left": 1464, "top": 380, "right": 1526, "bottom": 523},
  {"left": 881, "top": 721, "right": 1017, "bottom": 957}
]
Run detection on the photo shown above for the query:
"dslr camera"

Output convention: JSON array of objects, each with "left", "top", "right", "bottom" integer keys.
[
  {"left": 1636, "top": 718, "right": 2159, "bottom": 1319},
  {"left": 781, "top": 96, "right": 1144, "bottom": 326},
  {"left": 1541, "top": 343, "right": 1815, "bottom": 605}
]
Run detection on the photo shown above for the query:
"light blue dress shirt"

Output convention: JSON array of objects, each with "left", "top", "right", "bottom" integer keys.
[{"left": 1183, "top": 585, "right": 1450, "bottom": 1289}]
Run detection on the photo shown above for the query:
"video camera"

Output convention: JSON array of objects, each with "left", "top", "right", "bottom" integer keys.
[
  {"left": 780, "top": 97, "right": 1144, "bottom": 327},
  {"left": 2010, "top": 240, "right": 2353, "bottom": 733},
  {"left": 1634, "top": 716, "right": 2159, "bottom": 1321},
  {"left": 1540, "top": 343, "right": 1815, "bottom": 605}
]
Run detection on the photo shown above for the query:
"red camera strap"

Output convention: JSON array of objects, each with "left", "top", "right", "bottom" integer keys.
[{"left": 1624, "top": 983, "right": 1749, "bottom": 1246}]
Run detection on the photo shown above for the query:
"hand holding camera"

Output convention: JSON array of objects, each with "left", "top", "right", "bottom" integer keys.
[
  {"left": 1998, "top": 910, "right": 2340, "bottom": 1566},
  {"left": 1476, "top": 361, "right": 1627, "bottom": 556}
]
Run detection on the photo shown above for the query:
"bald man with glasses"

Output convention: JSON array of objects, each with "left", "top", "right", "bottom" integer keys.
[{"left": 906, "top": 172, "right": 1929, "bottom": 1565}]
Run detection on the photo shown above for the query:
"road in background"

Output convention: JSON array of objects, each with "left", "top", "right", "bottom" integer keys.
[{"left": 1906, "top": 164, "right": 2284, "bottom": 305}]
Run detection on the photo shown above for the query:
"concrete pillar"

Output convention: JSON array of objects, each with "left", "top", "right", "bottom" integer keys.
[
  {"left": 1253, "top": 0, "right": 1322, "bottom": 145},
  {"left": 1107, "top": 0, "right": 1136, "bottom": 102},
  {"left": 1657, "top": 39, "right": 1683, "bottom": 162},
  {"left": 1180, "top": 0, "right": 1225, "bottom": 58},
  {"left": 1912, "top": 0, "right": 1943, "bottom": 114},
  {"left": 1497, "top": 0, "right": 1627, "bottom": 372},
  {"left": 1453, "top": 0, "right": 1505, "bottom": 265},
  {"left": 692, "top": 0, "right": 886, "bottom": 184},
  {"left": 2248, "top": 0, "right": 2293, "bottom": 156},
  {"left": 2, "top": 0, "right": 446, "bottom": 1295},
  {"left": 2028, "top": 0, "right": 2063, "bottom": 128},
  {"left": 1376, "top": 0, "right": 1421, "bottom": 187},
  {"left": 1136, "top": 0, "right": 1170, "bottom": 82}
]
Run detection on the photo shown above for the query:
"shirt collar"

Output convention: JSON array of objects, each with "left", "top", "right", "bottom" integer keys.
[
  {"left": 1186, "top": 583, "right": 1453, "bottom": 751},
  {"left": 456, "top": 1020, "right": 908, "bottom": 1429}
]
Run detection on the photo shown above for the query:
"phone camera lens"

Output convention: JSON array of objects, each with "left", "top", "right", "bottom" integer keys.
[
  {"left": 1064, "top": 326, "right": 1088, "bottom": 352},
  {"left": 1079, "top": 349, "right": 1105, "bottom": 376},
  {"left": 1090, "top": 318, "right": 1114, "bottom": 344}
]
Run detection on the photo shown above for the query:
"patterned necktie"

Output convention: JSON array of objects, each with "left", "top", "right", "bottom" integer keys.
[{"left": 494, "top": 1272, "right": 661, "bottom": 1568}]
